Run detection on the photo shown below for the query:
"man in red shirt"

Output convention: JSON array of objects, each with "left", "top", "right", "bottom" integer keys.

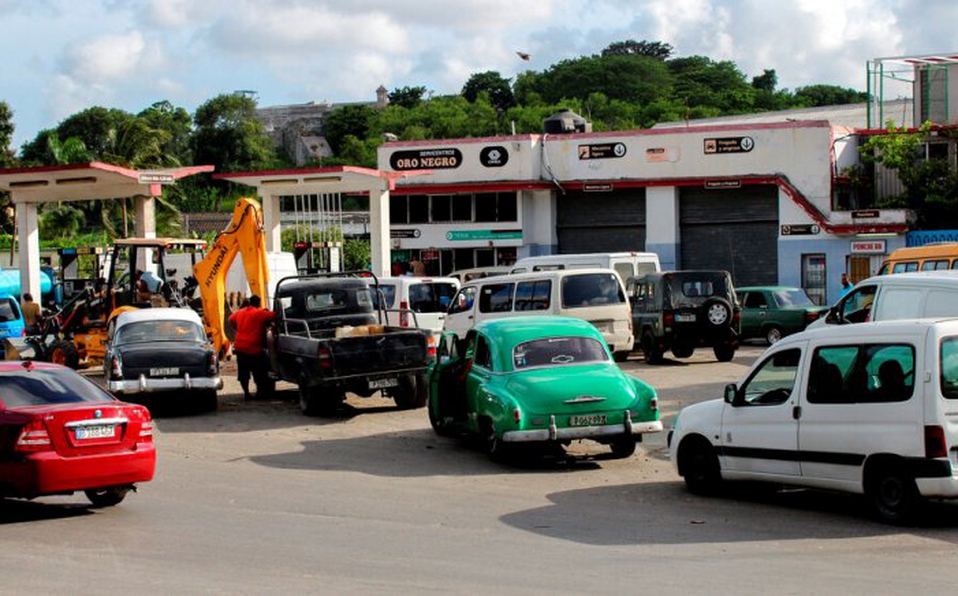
[{"left": 228, "top": 295, "right": 277, "bottom": 400}]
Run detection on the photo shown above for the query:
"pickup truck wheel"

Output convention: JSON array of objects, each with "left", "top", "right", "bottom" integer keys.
[
  {"left": 642, "top": 330, "right": 663, "bottom": 364},
  {"left": 394, "top": 373, "right": 427, "bottom": 410},
  {"left": 298, "top": 384, "right": 340, "bottom": 416},
  {"left": 85, "top": 486, "right": 130, "bottom": 508}
]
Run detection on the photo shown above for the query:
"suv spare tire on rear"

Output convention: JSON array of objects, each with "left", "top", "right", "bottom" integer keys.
[{"left": 702, "top": 297, "right": 732, "bottom": 328}]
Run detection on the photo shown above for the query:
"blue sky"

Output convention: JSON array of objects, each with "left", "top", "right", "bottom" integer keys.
[{"left": 2, "top": 0, "right": 955, "bottom": 150}]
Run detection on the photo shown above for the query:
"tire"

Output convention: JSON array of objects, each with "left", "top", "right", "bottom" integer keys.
[
  {"left": 702, "top": 298, "right": 732, "bottom": 328},
  {"left": 393, "top": 373, "right": 427, "bottom": 410},
  {"left": 867, "top": 465, "right": 919, "bottom": 524},
  {"left": 85, "top": 486, "right": 130, "bottom": 508},
  {"left": 196, "top": 389, "right": 218, "bottom": 413},
  {"left": 428, "top": 399, "right": 455, "bottom": 437},
  {"left": 613, "top": 351, "right": 630, "bottom": 363},
  {"left": 298, "top": 383, "right": 342, "bottom": 416},
  {"left": 765, "top": 325, "right": 783, "bottom": 346},
  {"left": 713, "top": 344, "right": 736, "bottom": 362},
  {"left": 642, "top": 330, "right": 664, "bottom": 365},
  {"left": 610, "top": 436, "right": 637, "bottom": 459},
  {"left": 50, "top": 340, "right": 80, "bottom": 369},
  {"left": 680, "top": 437, "right": 722, "bottom": 495},
  {"left": 482, "top": 419, "right": 509, "bottom": 462},
  {"left": 672, "top": 345, "right": 695, "bottom": 359}
]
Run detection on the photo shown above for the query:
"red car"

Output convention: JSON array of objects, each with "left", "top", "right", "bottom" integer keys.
[{"left": 0, "top": 360, "right": 155, "bottom": 507}]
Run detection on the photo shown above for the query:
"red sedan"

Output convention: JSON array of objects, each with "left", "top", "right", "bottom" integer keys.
[{"left": 0, "top": 360, "right": 155, "bottom": 507}]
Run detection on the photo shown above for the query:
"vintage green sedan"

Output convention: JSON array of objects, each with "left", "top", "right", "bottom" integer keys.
[
  {"left": 737, "top": 286, "right": 829, "bottom": 345},
  {"left": 427, "top": 316, "right": 662, "bottom": 460}
]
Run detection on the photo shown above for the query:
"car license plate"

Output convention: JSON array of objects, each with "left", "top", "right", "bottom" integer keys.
[
  {"left": 674, "top": 313, "right": 696, "bottom": 323},
  {"left": 569, "top": 414, "right": 607, "bottom": 427},
  {"left": 369, "top": 377, "right": 399, "bottom": 390},
  {"left": 75, "top": 424, "right": 116, "bottom": 440},
  {"left": 150, "top": 367, "right": 179, "bottom": 377}
]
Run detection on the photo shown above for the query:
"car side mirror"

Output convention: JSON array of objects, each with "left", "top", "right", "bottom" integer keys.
[{"left": 724, "top": 383, "right": 739, "bottom": 405}]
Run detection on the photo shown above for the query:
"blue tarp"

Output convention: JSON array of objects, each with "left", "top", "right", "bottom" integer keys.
[{"left": 906, "top": 230, "right": 958, "bottom": 247}]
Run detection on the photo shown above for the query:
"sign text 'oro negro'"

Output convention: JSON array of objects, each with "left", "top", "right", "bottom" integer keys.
[{"left": 390, "top": 148, "right": 463, "bottom": 171}]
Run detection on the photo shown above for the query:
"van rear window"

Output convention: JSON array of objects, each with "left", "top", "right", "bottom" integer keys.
[
  {"left": 561, "top": 273, "right": 625, "bottom": 309},
  {"left": 942, "top": 338, "right": 958, "bottom": 399}
]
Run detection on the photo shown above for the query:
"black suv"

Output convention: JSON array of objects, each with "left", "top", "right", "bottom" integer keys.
[{"left": 626, "top": 270, "right": 740, "bottom": 364}]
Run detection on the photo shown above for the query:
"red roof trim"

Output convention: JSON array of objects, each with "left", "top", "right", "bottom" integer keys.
[
  {"left": 392, "top": 180, "right": 554, "bottom": 194},
  {"left": 0, "top": 162, "right": 214, "bottom": 179},
  {"left": 213, "top": 165, "right": 409, "bottom": 181}
]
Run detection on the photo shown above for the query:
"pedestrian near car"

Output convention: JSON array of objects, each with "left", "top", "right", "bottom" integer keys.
[
  {"left": 839, "top": 273, "right": 853, "bottom": 299},
  {"left": 228, "top": 295, "right": 277, "bottom": 400},
  {"left": 21, "top": 293, "right": 41, "bottom": 334}
]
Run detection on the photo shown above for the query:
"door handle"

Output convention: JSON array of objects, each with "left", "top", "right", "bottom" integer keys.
[{"left": 792, "top": 405, "right": 802, "bottom": 420}]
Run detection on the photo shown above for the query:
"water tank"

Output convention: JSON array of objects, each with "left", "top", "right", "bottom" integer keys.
[
  {"left": 0, "top": 268, "right": 54, "bottom": 298},
  {"left": 543, "top": 109, "right": 591, "bottom": 134}
]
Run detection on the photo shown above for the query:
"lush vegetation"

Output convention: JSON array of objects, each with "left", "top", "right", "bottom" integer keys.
[{"left": 0, "top": 39, "right": 911, "bottom": 244}]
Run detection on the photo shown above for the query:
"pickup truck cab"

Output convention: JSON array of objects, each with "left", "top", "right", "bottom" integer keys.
[
  {"left": 268, "top": 274, "right": 431, "bottom": 416},
  {"left": 671, "top": 318, "right": 958, "bottom": 523}
]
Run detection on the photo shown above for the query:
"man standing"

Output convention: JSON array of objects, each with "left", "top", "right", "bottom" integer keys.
[
  {"left": 839, "top": 273, "right": 853, "bottom": 299},
  {"left": 228, "top": 295, "right": 276, "bottom": 400},
  {"left": 21, "top": 293, "right": 41, "bottom": 334}
]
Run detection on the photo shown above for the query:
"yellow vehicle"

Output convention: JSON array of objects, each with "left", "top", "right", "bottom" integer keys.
[
  {"left": 877, "top": 243, "right": 958, "bottom": 275},
  {"left": 193, "top": 197, "right": 269, "bottom": 357}
]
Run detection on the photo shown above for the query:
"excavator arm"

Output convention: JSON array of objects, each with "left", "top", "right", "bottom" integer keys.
[{"left": 194, "top": 197, "right": 270, "bottom": 357}]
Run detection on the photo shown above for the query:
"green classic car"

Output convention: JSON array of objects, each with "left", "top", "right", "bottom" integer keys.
[
  {"left": 428, "top": 316, "right": 662, "bottom": 460},
  {"left": 736, "top": 286, "right": 829, "bottom": 345}
]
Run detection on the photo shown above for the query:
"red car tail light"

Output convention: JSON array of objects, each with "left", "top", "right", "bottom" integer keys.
[
  {"left": 399, "top": 301, "right": 409, "bottom": 327},
  {"left": 426, "top": 334, "right": 437, "bottom": 358},
  {"left": 139, "top": 421, "right": 154, "bottom": 442},
  {"left": 663, "top": 311, "right": 674, "bottom": 326},
  {"left": 925, "top": 425, "right": 947, "bottom": 459},
  {"left": 513, "top": 407, "right": 521, "bottom": 423},
  {"left": 16, "top": 420, "right": 52, "bottom": 452},
  {"left": 207, "top": 351, "right": 218, "bottom": 375},
  {"left": 650, "top": 396, "right": 659, "bottom": 412},
  {"left": 317, "top": 345, "right": 333, "bottom": 370},
  {"left": 806, "top": 311, "right": 821, "bottom": 323}
]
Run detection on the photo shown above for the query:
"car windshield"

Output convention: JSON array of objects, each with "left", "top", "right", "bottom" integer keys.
[
  {"left": 512, "top": 336, "right": 609, "bottom": 370},
  {"left": 0, "top": 298, "right": 18, "bottom": 323},
  {"left": 772, "top": 289, "right": 814, "bottom": 308},
  {"left": 942, "top": 337, "right": 958, "bottom": 399},
  {"left": 0, "top": 368, "right": 114, "bottom": 407},
  {"left": 116, "top": 320, "right": 206, "bottom": 344}
]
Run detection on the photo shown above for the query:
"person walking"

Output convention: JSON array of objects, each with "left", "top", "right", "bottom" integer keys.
[
  {"left": 21, "top": 293, "right": 41, "bottom": 334},
  {"left": 228, "top": 295, "right": 276, "bottom": 400}
]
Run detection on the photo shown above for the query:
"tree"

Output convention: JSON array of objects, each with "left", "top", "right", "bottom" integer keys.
[
  {"left": 138, "top": 101, "right": 193, "bottom": 165},
  {"left": 461, "top": 71, "right": 515, "bottom": 112},
  {"left": 601, "top": 40, "right": 673, "bottom": 60},
  {"left": 388, "top": 86, "right": 427, "bottom": 109},
  {"left": 0, "top": 101, "right": 14, "bottom": 167},
  {"left": 751, "top": 69, "right": 777, "bottom": 92},
  {"left": 534, "top": 54, "right": 672, "bottom": 105},
  {"left": 794, "top": 84, "right": 868, "bottom": 107},
  {"left": 192, "top": 93, "right": 280, "bottom": 172},
  {"left": 324, "top": 104, "right": 376, "bottom": 154},
  {"left": 56, "top": 106, "right": 136, "bottom": 157},
  {"left": 667, "top": 56, "right": 755, "bottom": 112}
]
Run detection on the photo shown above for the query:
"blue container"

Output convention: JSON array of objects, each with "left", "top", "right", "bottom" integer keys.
[{"left": 0, "top": 268, "right": 54, "bottom": 298}]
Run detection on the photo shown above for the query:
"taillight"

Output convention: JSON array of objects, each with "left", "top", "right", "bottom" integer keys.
[
  {"left": 650, "top": 396, "right": 659, "bottom": 412},
  {"left": 16, "top": 420, "right": 52, "bottom": 452},
  {"left": 426, "top": 334, "right": 437, "bottom": 358},
  {"left": 317, "top": 345, "right": 333, "bottom": 370},
  {"left": 806, "top": 311, "right": 821, "bottom": 323},
  {"left": 513, "top": 407, "right": 521, "bottom": 423},
  {"left": 663, "top": 311, "right": 674, "bottom": 326},
  {"left": 925, "top": 425, "right": 947, "bottom": 458},
  {"left": 110, "top": 355, "right": 123, "bottom": 378},
  {"left": 399, "top": 301, "right": 409, "bottom": 327},
  {"left": 20, "top": 327, "right": 25, "bottom": 337},
  {"left": 139, "top": 421, "right": 154, "bottom": 442},
  {"left": 207, "top": 351, "right": 218, "bottom": 375}
]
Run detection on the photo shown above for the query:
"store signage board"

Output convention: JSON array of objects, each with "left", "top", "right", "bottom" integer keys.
[
  {"left": 704, "top": 136, "right": 754, "bottom": 154},
  {"left": 578, "top": 142, "right": 627, "bottom": 160},
  {"left": 851, "top": 240, "right": 887, "bottom": 254},
  {"left": 390, "top": 148, "right": 462, "bottom": 170},
  {"left": 781, "top": 224, "right": 821, "bottom": 235},
  {"left": 446, "top": 230, "right": 522, "bottom": 241},
  {"left": 391, "top": 229, "right": 421, "bottom": 239}
]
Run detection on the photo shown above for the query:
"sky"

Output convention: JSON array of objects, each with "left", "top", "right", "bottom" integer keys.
[{"left": 2, "top": 0, "right": 956, "bottom": 149}]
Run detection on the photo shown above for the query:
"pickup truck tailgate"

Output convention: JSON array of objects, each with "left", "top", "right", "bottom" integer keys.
[{"left": 329, "top": 330, "right": 427, "bottom": 377}]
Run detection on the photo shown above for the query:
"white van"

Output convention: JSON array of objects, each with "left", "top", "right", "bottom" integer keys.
[
  {"left": 366, "top": 276, "right": 460, "bottom": 343},
  {"left": 670, "top": 318, "right": 958, "bottom": 523},
  {"left": 444, "top": 268, "right": 634, "bottom": 360},
  {"left": 511, "top": 252, "right": 661, "bottom": 283},
  {"left": 808, "top": 270, "right": 958, "bottom": 329},
  {"left": 447, "top": 266, "right": 511, "bottom": 283}
]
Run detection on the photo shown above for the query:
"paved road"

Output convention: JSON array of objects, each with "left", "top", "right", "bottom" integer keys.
[{"left": 3, "top": 344, "right": 958, "bottom": 594}]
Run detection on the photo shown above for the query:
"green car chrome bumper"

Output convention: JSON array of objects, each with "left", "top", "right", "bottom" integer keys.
[{"left": 502, "top": 412, "right": 663, "bottom": 443}]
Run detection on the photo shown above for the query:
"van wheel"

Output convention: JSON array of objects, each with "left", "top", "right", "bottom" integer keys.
[
  {"left": 765, "top": 325, "right": 783, "bottom": 346},
  {"left": 642, "top": 331, "right": 663, "bottom": 364},
  {"left": 680, "top": 437, "right": 721, "bottom": 495},
  {"left": 394, "top": 373, "right": 427, "bottom": 410},
  {"left": 867, "top": 465, "right": 919, "bottom": 524}
]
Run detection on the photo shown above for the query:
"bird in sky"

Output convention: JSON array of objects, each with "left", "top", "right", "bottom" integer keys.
[{"left": 516, "top": 51, "right": 531, "bottom": 61}]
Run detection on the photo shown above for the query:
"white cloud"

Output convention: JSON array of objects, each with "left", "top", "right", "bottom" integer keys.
[{"left": 62, "top": 31, "right": 156, "bottom": 85}]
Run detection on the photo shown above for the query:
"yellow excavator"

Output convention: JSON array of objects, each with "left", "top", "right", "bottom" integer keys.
[{"left": 192, "top": 197, "right": 270, "bottom": 358}]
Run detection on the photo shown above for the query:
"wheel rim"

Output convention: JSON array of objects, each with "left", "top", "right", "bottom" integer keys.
[
  {"left": 767, "top": 328, "right": 782, "bottom": 344},
  {"left": 708, "top": 304, "right": 728, "bottom": 325},
  {"left": 878, "top": 476, "right": 905, "bottom": 510}
]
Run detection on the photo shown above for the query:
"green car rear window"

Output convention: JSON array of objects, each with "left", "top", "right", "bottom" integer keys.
[{"left": 513, "top": 336, "right": 608, "bottom": 370}]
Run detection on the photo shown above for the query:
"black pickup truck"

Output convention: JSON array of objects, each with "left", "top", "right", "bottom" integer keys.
[{"left": 267, "top": 274, "right": 431, "bottom": 416}]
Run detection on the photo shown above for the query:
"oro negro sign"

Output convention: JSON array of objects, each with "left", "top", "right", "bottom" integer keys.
[{"left": 390, "top": 148, "right": 463, "bottom": 171}]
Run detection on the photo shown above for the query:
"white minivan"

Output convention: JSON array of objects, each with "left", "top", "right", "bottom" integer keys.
[
  {"left": 444, "top": 268, "right": 634, "bottom": 360},
  {"left": 809, "top": 270, "right": 958, "bottom": 329},
  {"left": 670, "top": 318, "right": 958, "bottom": 523},
  {"left": 511, "top": 252, "right": 661, "bottom": 283},
  {"left": 366, "top": 276, "right": 460, "bottom": 346}
]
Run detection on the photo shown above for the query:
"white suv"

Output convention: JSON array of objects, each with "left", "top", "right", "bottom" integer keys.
[{"left": 670, "top": 318, "right": 958, "bottom": 523}]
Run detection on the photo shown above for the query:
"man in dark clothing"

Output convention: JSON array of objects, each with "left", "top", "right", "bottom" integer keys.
[{"left": 228, "top": 295, "right": 277, "bottom": 400}]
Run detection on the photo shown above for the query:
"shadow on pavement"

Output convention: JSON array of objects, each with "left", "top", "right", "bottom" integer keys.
[
  {"left": 500, "top": 481, "right": 958, "bottom": 545},
  {"left": 0, "top": 499, "right": 95, "bottom": 525}
]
